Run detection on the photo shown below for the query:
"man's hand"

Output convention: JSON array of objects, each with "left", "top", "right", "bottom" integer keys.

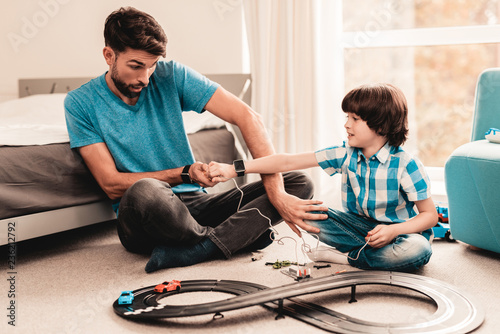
[
  {"left": 271, "top": 192, "right": 328, "bottom": 237},
  {"left": 190, "top": 162, "right": 219, "bottom": 188}
]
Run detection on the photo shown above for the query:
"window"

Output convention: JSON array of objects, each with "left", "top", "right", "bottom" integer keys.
[{"left": 342, "top": 0, "right": 500, "bottom": 167}]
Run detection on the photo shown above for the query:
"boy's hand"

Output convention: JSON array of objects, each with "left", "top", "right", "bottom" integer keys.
[
  {"left": 208, "top": 161, "right": 237, "bottom": 182},
  {"left": 366, "top": 224, "right": 398, "bottom": 248}
]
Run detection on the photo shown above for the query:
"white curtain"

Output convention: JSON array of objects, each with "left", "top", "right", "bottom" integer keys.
[{"left": 243, "top": 0, "right": 345, "bottom": 207}]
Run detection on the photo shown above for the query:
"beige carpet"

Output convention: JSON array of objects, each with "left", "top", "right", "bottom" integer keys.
[{"left": 2, "top": 219, "right": 499, "bottom": 334}]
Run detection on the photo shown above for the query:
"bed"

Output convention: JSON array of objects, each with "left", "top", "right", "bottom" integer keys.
[{"left": 0, "top": 74, "right": 251, "bottom": 245}]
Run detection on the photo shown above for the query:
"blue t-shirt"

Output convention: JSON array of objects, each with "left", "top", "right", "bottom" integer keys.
[{"left": 64, "top": 60, "right": 219, "bottom": 212}]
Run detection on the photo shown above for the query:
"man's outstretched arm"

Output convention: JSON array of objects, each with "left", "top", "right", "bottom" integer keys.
[
  {"left": 204, "top": 86, "right": 328, "bottom": 235},
  {"left": 79, "top": 142, "right": 216, "bottom": 200}
]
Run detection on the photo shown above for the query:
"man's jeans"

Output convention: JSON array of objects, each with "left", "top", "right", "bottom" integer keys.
[
  {"left": 307, "top": 209, "right": 433, "bottom": 272},
  {"left": 117, "top": 171, "right": 314, "bottom": 257}
]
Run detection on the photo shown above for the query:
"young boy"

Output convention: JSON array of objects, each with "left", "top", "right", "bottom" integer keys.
[{"left": 208, "top": 83, "right": 437, "bottom": 272}]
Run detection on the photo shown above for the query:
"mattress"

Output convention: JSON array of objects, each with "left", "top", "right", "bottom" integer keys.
[
  {"left": 188, "top": 127, "right": 237, "bottom": 164},
  {"left": 0, "top": 128, "right": 237, "bottom": 220},
  {"left": 0, "top": 143, "right": 106, "bottom": 220}
]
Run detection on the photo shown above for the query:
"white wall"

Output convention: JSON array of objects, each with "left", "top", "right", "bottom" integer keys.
[{"left": 0, "top": 0, "right": 246, "bottom": 101}]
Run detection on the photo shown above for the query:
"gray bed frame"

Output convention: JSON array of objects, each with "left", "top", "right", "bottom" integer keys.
[{"left": 0, "top": 74, "right": 251, "bottom": 245}]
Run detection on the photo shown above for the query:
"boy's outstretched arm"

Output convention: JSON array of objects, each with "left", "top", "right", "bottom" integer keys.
[
  {"left": 366, "top": 197, "right": 438, "bottom": 248},
  {"left": 208, "top": 152, "right": 318, "bottom": 182},
  {"left": 208, "top": 152, "right": 326, "bottom": 236}
]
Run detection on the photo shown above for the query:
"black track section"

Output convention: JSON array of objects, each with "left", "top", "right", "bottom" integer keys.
[{"left": 113, "top": 271, "right": 483, "bottom": 333}]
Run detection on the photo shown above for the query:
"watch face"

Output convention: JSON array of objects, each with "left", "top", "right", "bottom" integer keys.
[
  {"left": 234, "top": 160, "right": 245, "bottom": 176},
  {"left": 234, "top": 160, "right": 245, "bottom": 172}
]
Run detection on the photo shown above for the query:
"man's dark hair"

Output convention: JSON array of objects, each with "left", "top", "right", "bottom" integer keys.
[
  {"left": 342, "top": 83, "right": 409, "bottom": 147},
  {"left": 104, "top": 7, "right": 167, "bottom": 57}
]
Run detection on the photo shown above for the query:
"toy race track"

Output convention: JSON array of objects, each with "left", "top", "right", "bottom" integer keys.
[{"left": 113, "top": 271, "right": 484, "bottom": 333}]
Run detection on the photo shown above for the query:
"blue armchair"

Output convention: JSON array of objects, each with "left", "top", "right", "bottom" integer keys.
[{"left": 444, "top": 68, "right": 500, "bottom": 253}]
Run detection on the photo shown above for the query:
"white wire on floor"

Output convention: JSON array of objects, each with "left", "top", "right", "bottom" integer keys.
[{"left": 228, "top": 177, "right": 370, "bottom": 264}]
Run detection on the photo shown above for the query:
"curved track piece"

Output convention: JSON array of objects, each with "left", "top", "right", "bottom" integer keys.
[{"left": 113, "top": 271, "right": 483, "bottom": 333}]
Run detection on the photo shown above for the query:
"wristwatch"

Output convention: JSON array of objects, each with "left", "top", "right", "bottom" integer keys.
[
  {"left": 233, "top": 159, "right": 246, "bottom": 177},
  {"left": 181, "top": 164, "right": 193, "bottom": 184}
]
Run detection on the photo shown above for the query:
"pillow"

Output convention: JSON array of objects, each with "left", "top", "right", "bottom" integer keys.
[
  {"left": 0, "top": 93, "right": 225, "bottom": 146},
  {"left": 182, "top": 110, "right": 225, "bottom": 134},
  {"left": 0, "top": 93, "right": 69, "bottom": 146}
]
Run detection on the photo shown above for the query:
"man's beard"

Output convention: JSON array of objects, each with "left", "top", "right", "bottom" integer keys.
[{"left": 110, "top": 65, "right": 146, "bottom": 99}]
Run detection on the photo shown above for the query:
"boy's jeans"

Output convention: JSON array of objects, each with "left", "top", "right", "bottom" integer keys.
[{"left": 307, "top": 209, "right": 433, "bottom": 272}]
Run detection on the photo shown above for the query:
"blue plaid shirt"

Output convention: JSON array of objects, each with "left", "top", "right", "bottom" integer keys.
[{"left": 315, "top": 142, "right": 431, "bottom": 223}]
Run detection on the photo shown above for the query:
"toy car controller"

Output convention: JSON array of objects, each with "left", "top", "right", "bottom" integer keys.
[{"left": 485, "top": 128, "right": 500, "bottom": 143}]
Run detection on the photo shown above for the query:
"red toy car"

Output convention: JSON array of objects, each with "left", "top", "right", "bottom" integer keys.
[{"left": 154, "top": 280, "right": 181, "bottom": 293}]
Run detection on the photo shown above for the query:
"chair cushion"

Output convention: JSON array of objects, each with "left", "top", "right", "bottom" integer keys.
[{"left": 445, "top": 140, "right": 500, "bottom": 253}]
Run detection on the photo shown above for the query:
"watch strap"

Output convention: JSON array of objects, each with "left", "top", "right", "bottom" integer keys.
[{"left": 181, "top": 164, "right": 193, "bottom": 184}]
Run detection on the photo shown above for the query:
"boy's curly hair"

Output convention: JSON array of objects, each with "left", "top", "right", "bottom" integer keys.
[
  {"left": 342, "top": 83, "right": 409, "bottom": 147},
  {"left": 104, "top": 7, "right": 167, "bottom": 57}
]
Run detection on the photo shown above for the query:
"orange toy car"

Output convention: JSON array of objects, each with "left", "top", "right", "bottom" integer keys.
[{"left": 154, "top": 280, "right": 181, "bottom": 293}]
